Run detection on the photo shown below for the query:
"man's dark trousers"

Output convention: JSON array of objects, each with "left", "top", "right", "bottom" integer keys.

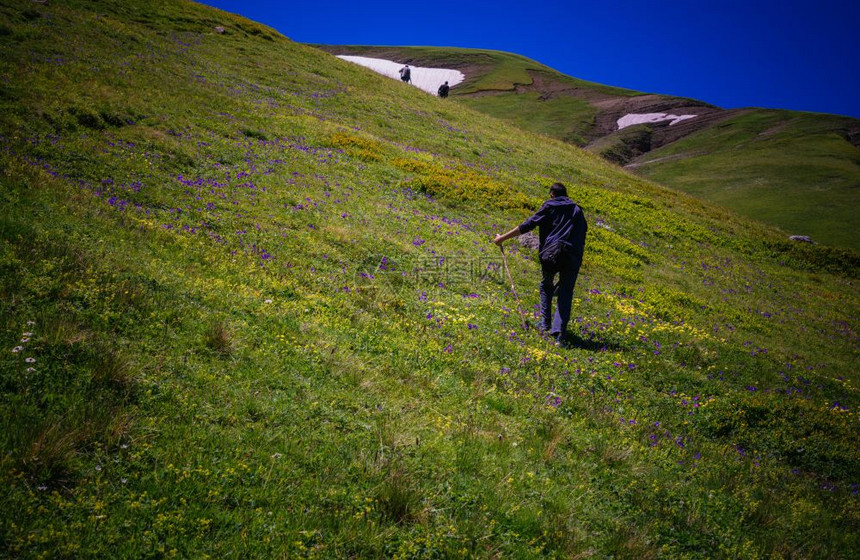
[{"left": 539, "top": 251, "right": 582, "bottom": 338}]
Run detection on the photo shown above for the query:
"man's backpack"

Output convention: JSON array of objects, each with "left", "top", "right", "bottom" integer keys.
[{"left": 539, "top": 239, "right": 572, "bottom": 266}]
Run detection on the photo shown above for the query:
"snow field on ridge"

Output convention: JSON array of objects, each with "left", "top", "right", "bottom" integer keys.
[{"left": 338, "top": 55, "right": 465, "bottom": 95}]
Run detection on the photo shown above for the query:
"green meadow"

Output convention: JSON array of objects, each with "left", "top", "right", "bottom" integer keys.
[
  {"left": 335, "top": 46, "right": 860, "bottom": 252},
  {"left": 1, "top": 1, "right": 858, "bottom": 558},
  {"left": 630, "top": 110, "right": 860, "bottom": 251}
]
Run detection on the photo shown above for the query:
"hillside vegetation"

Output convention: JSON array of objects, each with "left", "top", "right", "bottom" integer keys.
[
  {"left": 630, "top": 109, "right": 860, "bottom": 250},
  {"left": 1, "top": 1, "right": 859, "bottom": 558},
  {"left": 321, "top": 45, "right": 860, "bottom": 252},
  {"left": 317, "top": 45, "right": 643, "bottom": 148}
]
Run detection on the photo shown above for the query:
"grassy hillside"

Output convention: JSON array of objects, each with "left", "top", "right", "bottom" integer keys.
[
  {"left": 628, "top": 110, "right": 860, "bottom": 250},
  {"left": 314, "top": 45, "right": 640, "bottom": 97},
  {"left": 1, "top": 1, "right": 859, "bottom": 558},
  {"left": 318, "top": 45, "right": 643, "bottom": 147},
  {"left": 322, "top": 46, "right": 860, "bottom": 252}
]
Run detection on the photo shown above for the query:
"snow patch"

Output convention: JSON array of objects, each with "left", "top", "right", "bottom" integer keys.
[
  {"left": 617, "top": 113, "right": 697, "bottom": 130},
  {"left": 337, "top": 55, "right": 465, "bottom": 95}
]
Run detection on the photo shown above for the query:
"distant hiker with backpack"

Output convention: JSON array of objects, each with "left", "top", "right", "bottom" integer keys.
[
  {"left": 494, "top": 182, "right": 587, "bottom": 346},
  {"left": 399, "top": 64, "right": 411, "bottom": 83},
  {"left": 438, "top": 81, "right": 449, "bottom": 98}
]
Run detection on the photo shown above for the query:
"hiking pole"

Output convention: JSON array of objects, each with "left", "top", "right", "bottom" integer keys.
[{"left": 498, "top": 244, "right": 529, "bottom": 331}]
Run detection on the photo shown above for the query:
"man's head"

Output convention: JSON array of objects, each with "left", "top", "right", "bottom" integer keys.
[{"left": 549, "top": 182, "right": 567, "bottom": 198}]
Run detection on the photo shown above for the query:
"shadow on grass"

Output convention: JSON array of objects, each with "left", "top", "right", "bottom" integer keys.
[{"left": 564, "top": 333, "right": 625, "bottom": 352}]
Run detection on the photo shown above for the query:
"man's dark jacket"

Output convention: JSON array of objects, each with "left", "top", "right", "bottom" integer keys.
[{"left": 518, "top": 196, "right": 587, "bottom": 262}]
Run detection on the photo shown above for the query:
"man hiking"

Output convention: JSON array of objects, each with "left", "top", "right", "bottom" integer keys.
[
  {"left": 437, "top": 81, "right": 449, "bottom": 98},
  {"left": 399, "top": 64, "right": 411, "bottom": 83},
  {"left": 493, "top": 182, "right": 587, "bottom": 346}
]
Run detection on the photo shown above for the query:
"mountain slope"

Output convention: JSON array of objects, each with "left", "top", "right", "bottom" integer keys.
[
  {"left": 1, "top": 1, "right": 859, "bottom": 558},
  {"left": 628, "top": 109, "right": 860, "bottom": 250},
  {"left": 319, "top": 45, "right": 860, "bottom": 251}
]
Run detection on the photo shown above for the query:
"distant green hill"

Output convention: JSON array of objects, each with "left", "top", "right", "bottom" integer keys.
[
  {"left": 320, "top": 46, "right": 860, "bottom": 251},
  {"left": 628, "top": 110, "right": 860, "bottom": 250},
  {"left": 2, "top": 2, "right": 859, "bottom": 558}
]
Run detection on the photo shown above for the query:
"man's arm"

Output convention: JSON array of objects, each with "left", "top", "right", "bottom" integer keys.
[
  {"left": 493, "top": 226, "right": 521, "bottom": 246},
  {"left": 494, "top": 200, "right": 549, "bottom": 246}
]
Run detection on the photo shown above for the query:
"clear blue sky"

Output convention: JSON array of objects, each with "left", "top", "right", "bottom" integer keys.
[{"left": 201, "top": 0, "right": 860, "bottom": 119}]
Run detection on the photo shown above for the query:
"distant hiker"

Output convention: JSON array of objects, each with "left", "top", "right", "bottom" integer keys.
[
  {"left": 438, "top": 81, "right": 450, "bottom": 98},
  {"left": 399, "top": 64, "right": 411, "bottom": 83},
  {"left": 494, "top": 182, "right": 587, "bottom": 346}
]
